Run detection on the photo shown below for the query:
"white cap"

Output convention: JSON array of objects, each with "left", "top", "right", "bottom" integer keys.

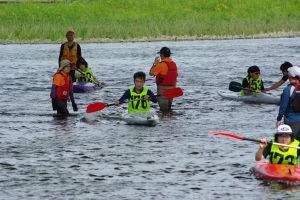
[
  {"left": 276, "top": 124, "right": 292, "bottom": 135},
  {"left": 288, "top": 66, "right": 300, "bottom": 77}
]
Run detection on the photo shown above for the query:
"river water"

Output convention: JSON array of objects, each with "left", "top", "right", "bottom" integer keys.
[{"left": 1, "top": 38, "right": 300, "bottom": 199}]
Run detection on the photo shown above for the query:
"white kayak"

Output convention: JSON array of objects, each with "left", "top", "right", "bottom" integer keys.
[
  {"left": 218, "top": 90, "right": 280, "bottom": 104},
  {"left": 121, "top": 111, "right": 159, "bottom": 126}
]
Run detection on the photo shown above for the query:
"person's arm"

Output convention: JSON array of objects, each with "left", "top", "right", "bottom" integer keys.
[
  {"left": 265, "top": 79, "right": 285, "bottom": 91},
  {"left": 74, "top": 71, "right": 81, "bottom": 78},
  {"left": 261, "top": 80, "right": 265, "bottom": 92},
  {"left": 146, "top": 90, "right": 158, "bottom": 103},
  {"left": 89, "top": 69, "right": 102, "bottom": 86},
  {"left": 77, "top": 43, "right": 82, "bottom": 59},
  {"left": 149, "top": 56, "right": 160, "bottom": 76},
  {"left": 92, "top": 75, "right": 102, "bottom": 87},
  {"left": 276, "top": 86, "right": 291, "bottom": 125},
  {"left": 51, "top": 85, "right": 57, "bottom": 98},
  {"left": 69, "top": 89, "right": 78, "bottom": 112},
  {"left": 115, "top": 90, "right": 130, "bottom": 105},
  {"left": 255, "top": 138, "right": 269, "bottom": 161},
  {"left": 58, "top": 44, "right": 64, "bottom": 64},
  {"left": 242, "top": 78, "right": 253, "bottom": 95},
  {"left": 69, "top": 90, "right": 75, "bottom": 103}
]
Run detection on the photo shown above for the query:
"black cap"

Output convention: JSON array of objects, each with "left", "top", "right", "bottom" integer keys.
[{"left": 157, "top": 47, "right": 172, "bottom": 57}]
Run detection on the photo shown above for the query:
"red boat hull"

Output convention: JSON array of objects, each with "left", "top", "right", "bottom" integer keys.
[{"left": 254, "top": 160, "right": 300, "bottom": 182}]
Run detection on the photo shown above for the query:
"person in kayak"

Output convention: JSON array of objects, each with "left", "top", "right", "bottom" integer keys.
[
  {"left": 276, "top": 66, "right": 300, "bottom": 140},
  {"left": 255, "top": 124, "right": 300, "bottom": 165},
  {"left": 241, "top": 65, "right": 265, "bottom": 96},
  {"left": 50, "top": 59, "right": 78, "bottom": 116},
  {"left": 74, "top": 57, "right": 102, "bottom": 87},
  {"left": 114, "top": 71, "right": 158, "bottom": 113},
  {"left": 264, "top": 61, "right": 293, "bottom": 92}
]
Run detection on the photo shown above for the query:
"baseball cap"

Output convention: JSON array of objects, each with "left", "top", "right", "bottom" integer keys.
[
  {"left": 288, "top": 66, "right": 300, "bottom": 77},
  {"left": 157, "top": 47, "right": 172, "bottom": 57},
  {"left": 66, "top": 29, "right": 75, "bottom": 35},
  {"left": 276, "top": 124, "right": 292, "bottom": 135}
]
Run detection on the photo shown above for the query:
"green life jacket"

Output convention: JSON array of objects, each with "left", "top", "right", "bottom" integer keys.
[
  {"left": 128, "top": 87, "right": 150, "bottom": 113},
  {"left": 240, "top": 76, "right": 262, "bottom": 96},
  {"left": 268, "top": 138, "right": 300, "bottom": 165},
  {"left": 76, "top": 66, "right": 94, "bottom": 82}
]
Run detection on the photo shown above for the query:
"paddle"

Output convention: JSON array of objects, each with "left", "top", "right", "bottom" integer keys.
[
  {"left": 209, "top": 131, "right": 300, "bottom": 150},
  {"left": 229, "top": 81, "right": 254, "bottom": 92},
  {"left": 86, "top": 87, "right": 183, "bottom": 113}
]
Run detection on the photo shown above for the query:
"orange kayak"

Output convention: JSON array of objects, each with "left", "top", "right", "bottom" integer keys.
[{"left": 254, "top": 160, "right": 300, "bottom": 182}]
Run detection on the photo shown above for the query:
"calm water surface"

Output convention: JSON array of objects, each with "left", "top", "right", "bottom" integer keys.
[{"left": 1, "top": 38, "right": 300, "bottom": 199}]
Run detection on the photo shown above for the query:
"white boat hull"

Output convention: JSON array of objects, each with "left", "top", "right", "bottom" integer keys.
[
  {"left": 218, "top": 90, "right": 280, "bottom": 104},
  {"left": 121, "top": 111, "right": 159, "bottom": 126}
]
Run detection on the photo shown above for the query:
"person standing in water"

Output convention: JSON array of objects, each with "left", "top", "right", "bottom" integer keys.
[
  {"left": 58, "top": 29, "right": 82, "bottom": 82},
  {"left": 149, "top": 47, "right": 178, "bottom": 111}
]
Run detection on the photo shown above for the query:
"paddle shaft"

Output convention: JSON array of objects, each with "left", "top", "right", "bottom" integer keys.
[
  {"left": 209, "top": 131, "right": 300, "bottom": 150},
  {"left": 107, "top": 95, "right": 159, "bottom": 107},
  {"left": 229, "top": 81, "right": 257, "bottom": 92},
  {"left": 108, "top": 87, "right": 182, "bottom": 107},
  {"left": 86, "top": 87, "right": 183, "bottom": 113},
  {"left": 77, "top": 69, "right": 100, "bottom": 85},
  {"left": 243, "top": 137, "right": 300, "bottom": 150}
]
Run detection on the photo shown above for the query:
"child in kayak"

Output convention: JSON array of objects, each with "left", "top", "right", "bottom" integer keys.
[
  {"left": 241, "top": 65, "right": 265, "bottom": 96},
  {"left": 114, "top": 71, "right": 158, "bottom": 113},
  {"left": 255, "top": 124, "right": 300, "bottom": 165},
  {"left": 74, "top": 57, "right": 102, "bottom": 87}
]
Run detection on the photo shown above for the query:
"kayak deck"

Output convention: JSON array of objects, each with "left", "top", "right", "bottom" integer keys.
[
  {"left": 73, "top": 82, "right": 99, "bottom": 93},
  {"left": 121, "top": 111, "right": 159, "bottom": 126},
  {"left": 254, "top": 160, "right": 300, "bottom": 183},
  {"left": 218, "top": 90, "right": 280, "bottom": 104}
]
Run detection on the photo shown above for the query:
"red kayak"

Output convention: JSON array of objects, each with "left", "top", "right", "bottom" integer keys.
[{"left": 254, "top": 160, "right": 300, "bottom": 182}]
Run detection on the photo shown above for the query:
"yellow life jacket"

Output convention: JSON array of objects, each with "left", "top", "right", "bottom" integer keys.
[
  {"left": 61, "top": 42, "right": 78, "bottom": 64},
  {"left": 128, "top": 88, "right": 150, "bottom": 113},
  {"left": 240, "top": 76, "right": 263, "bottom": 96},
  {"left": 76, "top": 66, "right": 94, "bottom": 82},
  {"left": 268, "top": 138, "right": 300, "bottom": 165}
]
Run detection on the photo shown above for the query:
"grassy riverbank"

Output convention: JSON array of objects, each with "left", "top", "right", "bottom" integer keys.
[{"left": 1, "top": 0, "right": 300, "bottom": 44}]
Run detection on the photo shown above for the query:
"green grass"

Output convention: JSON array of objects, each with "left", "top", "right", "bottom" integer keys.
[{"left": 0, "top": 0, "right": 300, "bottom": 43}]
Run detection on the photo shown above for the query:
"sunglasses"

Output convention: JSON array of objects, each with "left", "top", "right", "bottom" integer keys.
[{"left": 254, "top": 72, "right": 260, "bottom": 75}]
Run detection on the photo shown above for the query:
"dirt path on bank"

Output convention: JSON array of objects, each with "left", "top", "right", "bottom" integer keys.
[{"left": 1, "top": 31, "right": 300, "bottom": 44}]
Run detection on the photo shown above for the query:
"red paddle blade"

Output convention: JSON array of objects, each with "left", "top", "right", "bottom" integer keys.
[
  {"left": 208, "top": 131, "right": 244, "bottom": 140},
  {"left": 160, "top": 87, "right": 183, "bottom": 98},
  {"left": 86, "top": 102, "right": 107, "bottom": 113}
]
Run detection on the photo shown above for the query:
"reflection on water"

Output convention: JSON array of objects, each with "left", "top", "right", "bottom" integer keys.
[{"left": 1, "top": 38, "right": 300, "bottom": 199}]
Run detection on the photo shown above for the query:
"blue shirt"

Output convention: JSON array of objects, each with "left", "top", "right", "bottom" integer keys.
[{"left": 277, "top": 83, "right": 300, "bottom": 123}]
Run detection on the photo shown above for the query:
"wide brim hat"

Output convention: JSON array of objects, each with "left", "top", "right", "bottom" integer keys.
[{"left": 58, "top": 59, "right": 74, "bottom": 71}]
